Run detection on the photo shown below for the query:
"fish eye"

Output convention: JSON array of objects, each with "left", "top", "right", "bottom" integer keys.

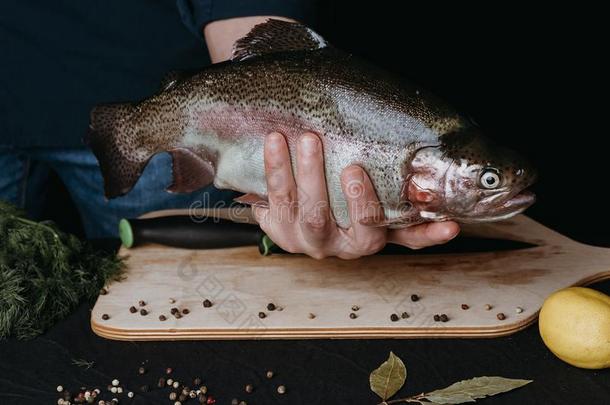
[{"left": 480, "top": 169, "right": 501, "bottom": 189}]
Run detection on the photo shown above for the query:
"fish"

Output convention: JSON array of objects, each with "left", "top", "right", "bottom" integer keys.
[{"left": 87, "top": 19, "right": 536, "bottom": 228}]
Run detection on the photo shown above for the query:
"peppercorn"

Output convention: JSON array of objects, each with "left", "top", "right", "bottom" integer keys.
[
  {"left": 166, "top": 378, "right": 174, "bottom": 386},
  {"left": 179, "top": 393, "right": 188, "bottom": 401},
  {"left": 203, "top": 299, "right": 213, "bottom": 308},
  {"left": 231, "top": 400, "right": 239, "bottom": 405},
  {"left": 138, "top": 366, "right": 146, "bottom": 375},
  {"left": 411, "top": 294, "right": 419, "bottom": 302},
  {"left": 102, "top": 314, "right": 110, "bottom": 320},
  {"left": 169, "top": 298, "right": 176, "bottom": 304},
  {"left": 111, "top": 387, "right": 118, "bottom": 394},
  {"left": 349, "top": 312, "right": 358, "bottom": 319},
  {"left": 193, "top": 377, "right": 202, "bottom": 386},
  {"left": 516, "top": 307, "right": 524, "bottom": 314},
  {"left": 158, "top": 378, "right": 166, "bottom": 388},
  {"left": 239, "top": 401, "right": 247, "bottom": 405},
  {"left": 497, "top": 312, "right": 506, "bottom": 320},
  {"left": 127, "top": 392, "right": 134, "bottom": 398},
  {"left": 57, "top": 385, "right": 64, "bottom": 392},
  {"left": 258, "top": 312, "right": 266, "bottom": 319},
  {"left": 138, "top": 300, "right": 146, "bottom": 307},
  {"left": 117, "top": 387, "right": 123, "bottom": 394},
  {"left": 484, "top": 304, "right": 492, "bottom": 311},
  {"left": 140, "top": 309, "right": 148, "bottom": 316},
  {"left": 277, "top": 385, "right": 286, "bottom": 394},
  {"left": 181, "top": 387, "right": 190, "bottom": 396},
  {"left": 140, "top": 385, "right": 149, "bottom": 392},
  {"left": 401, "top": 312, "right": 409, "bottom": 319},
  {"left": 100, "top": 288, "right": 108, "bottom": 295},
  {"left": 200, "top": 386, "right": 208, "bottom": 394},
  {"left": 440, "top": 314, "right": 449, "bottom": 322},
  {"left": 112, "top": 379, "right": 119, "bottom": 387},
  {"left": 159, "top": 315, "right": 167, "bottom": 321},
  {"left": 433, "top": 314, "right": 441, "bottom": 322},
  {"left": 276, "top": 306, "right": 284, "bottom": 311},
  {"left": 171, "top": 308, "right": 179, "bottom": 315},
  {"left": 390, "top": 313, "right": 399, "bottom": 322},
  {"left": 174, "top": 312, "right": 182, "bottom": 319},
  {"left": 173, "top": 381, "right": 180, "bottom": 389},
  {"left": 189, "top": 391, "right": 197, "bottom": 399},
  {"left": 266, "top": 370, "right": 274, "bottom": 379},
  {"left": 182, "top": 308, "right": 190, "bottom": 315},
  {"left": 198, "top": 394, "right": 207, "bottom": 404},
  {"left": 461, "top": 304, "right": 469, "bottom": 310},
  {"left": 308, "top": 313, "right": 316, "bottom": 319},
  {"left": 245, "top": 384, "right": 253, "bottom": 393},
  {"left": 267, "top": 303, "right": 276, "bottom": 311},
  {"left": 351, "top": 305, "right": 360, "bottom": 311}
]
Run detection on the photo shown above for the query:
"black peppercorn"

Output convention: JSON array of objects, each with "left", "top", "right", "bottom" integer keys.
[
  {"left": 258, "top": 312, "right": 266, "bottom": 319},
  {"left": 174, "top": 312, "right": 182, "bottom": 319},
  {"left": 159, "top": 315, "right": 167, "bottom": 321},
  {"left": 171, "top": 307, "right": 179, "bottom": 314},
  {"left": 433, "top": 314, "right": 440, "bottom": 322},
  {"left": 138, "top": 300, "right": 146, "bottom": 307},
  {"left": 193, "top": 377, "right": 202, "bottom": 386},
  {"left": 267, "top": 303, "right": 276, "bottom": 311},
  {"left": 182, "top": 308, "right": 190, "bottom": 315},
  {"left": 140, "top": 309, "right": 148, "bottom": 316},
  {"left": 102, "top": 314, "right": 110, "bottom": 320},
  {"left": 497, "top": 312, "right": 506, "bottom": 320},
  {"left": 351, "top": 305, "right": 360, "bottom": 311},
  {"left": 401, "top": 312, "right": 409, "bottom": 319},
  {"left": 203, "top": 299, "right": 213, "bottom": 308},
  {"left": 390, "top": 314, "right": 399, "bottom": 322},
  {"left": 349, "top": 312, "right": 357, "bottom": 319},
  {"left": 410, "top": 294, "right": 419, "bottom": 302},
  {"left": 129, "top": 306, "right": 137, "bottom": 313},
  {"left": 440, "top": 314, "right": 449, "bottom": 322},
  {"left": 461, "top": 304, "right": 469, "bottom": 310}
]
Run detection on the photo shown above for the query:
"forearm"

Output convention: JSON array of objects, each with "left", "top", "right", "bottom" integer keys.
[{"left": 204, "top": 16, "right": 295, "bottom": 63}]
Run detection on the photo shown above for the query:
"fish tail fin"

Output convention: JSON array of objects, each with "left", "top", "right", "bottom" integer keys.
[{"left": 86, "top": 103, "right": 150, "bottom": 198}]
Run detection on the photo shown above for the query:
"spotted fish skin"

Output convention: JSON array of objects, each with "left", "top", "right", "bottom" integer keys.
[{"left": 88, "top": 20, "right": 536, "bottom": 227}]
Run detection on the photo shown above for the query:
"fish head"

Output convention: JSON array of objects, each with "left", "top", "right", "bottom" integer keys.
[{"left": 406, "top": 129, "right": 537, "bottom": 223}]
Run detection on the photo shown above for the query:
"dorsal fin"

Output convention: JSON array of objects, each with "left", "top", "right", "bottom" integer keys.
[{"left": 231, "top": 19, "right": 329, "bottom": 62}]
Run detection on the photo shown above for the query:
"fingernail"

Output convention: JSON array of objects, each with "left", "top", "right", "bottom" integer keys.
[
  {"left": 343, "top": 166, "right": 364, "bottom": 183},
  {"left": 300, "top": 134, "right": 318, "bottom": 155},
  {"left": 267, "top": 132, "right": 283, "bottom": 151}
]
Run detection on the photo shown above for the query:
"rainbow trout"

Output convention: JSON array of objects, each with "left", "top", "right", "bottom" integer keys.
[{"left": 88, "top": 19, "right": 536, "bottom": 228}]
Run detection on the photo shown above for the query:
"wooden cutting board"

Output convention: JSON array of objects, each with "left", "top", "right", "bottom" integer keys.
[{"left": 91, "top": 213, "right": 610, "bottom": 340}]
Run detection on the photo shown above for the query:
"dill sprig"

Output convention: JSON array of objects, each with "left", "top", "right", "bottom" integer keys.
[{"left": 0, "top": 201, "right": 124, "bottom": 339}]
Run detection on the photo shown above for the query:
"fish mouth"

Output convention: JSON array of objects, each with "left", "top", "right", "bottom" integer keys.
[{"left": 457, "top": 189, "right": 536, "bottom": 223}]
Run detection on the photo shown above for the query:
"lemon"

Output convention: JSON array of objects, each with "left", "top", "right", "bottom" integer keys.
[{"left": 539, "top": 287, "right": 610, "bottom": 369}]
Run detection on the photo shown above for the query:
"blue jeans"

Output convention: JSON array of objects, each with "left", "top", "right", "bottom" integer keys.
[{"left": 0, "top": 147, "right": 238, "bottom": 238}]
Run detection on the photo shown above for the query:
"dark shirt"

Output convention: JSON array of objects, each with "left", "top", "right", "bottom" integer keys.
[{"left": 0, "top": 0, "right": 315, "bottom": 148}]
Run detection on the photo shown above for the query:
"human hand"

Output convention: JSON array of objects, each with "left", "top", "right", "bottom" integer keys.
[{"left": 252, "top": 132, "right": 460, "bottom": 259}]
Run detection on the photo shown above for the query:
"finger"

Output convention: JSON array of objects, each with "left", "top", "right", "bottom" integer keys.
[
  {"left": 264, "top": 132, "right": 298, "bottom": 223},
  {"left": 295, "top": 133, "right": 332, "bottom": 246},
  {"left": 340, "top": 165, "right": 387, "bottom": 255},
  {"left": 388, "top": 221, "right": 460, "bottom": 249}
]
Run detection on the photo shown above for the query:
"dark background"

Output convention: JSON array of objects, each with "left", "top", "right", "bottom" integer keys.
[{"left": 3, "top": 2, "right": 608, "bottom": 405}]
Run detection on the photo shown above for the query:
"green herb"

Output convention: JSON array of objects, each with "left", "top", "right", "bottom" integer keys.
[
  {"left": 71, "top": 358, "right": 95, "bottom": 370},
  {"left": 370, "top": 352, "right": 532, "bottom": 404},
  {"left": 0, "top": 201, "right": 124, "bottom": 339}
]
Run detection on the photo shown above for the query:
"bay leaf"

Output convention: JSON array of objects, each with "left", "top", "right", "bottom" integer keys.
[
  {"left": 369, "top": 351, "right": 407, "bottom": 400},
  {"left": 423, "top": 376, "right": 532, "bottom": 404}
]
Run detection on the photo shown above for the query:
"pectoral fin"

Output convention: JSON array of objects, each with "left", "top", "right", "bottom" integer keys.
[
  {"left": 234, "top": 193, "right": 269, "bottom": 208},
  {"left": 167, "top": 148, "right": 216, "bottom": 193}
]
